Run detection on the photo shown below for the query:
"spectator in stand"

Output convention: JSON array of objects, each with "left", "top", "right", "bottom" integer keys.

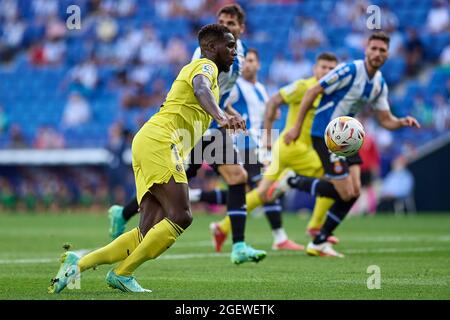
[
  {"left": 121, "top": 82, "right": 152, "bottom": 109},
  {"left": 330, "top": 0, "right": 354, "bottom": 27},
  {"left": 62, "top": 92, "right": 92, "bottom": 128},
  {"left": 382, "top": 6, "right": 403, "bottom": 58},
  {"left": 31, "top": 0, "right": 58, "bottom": 22},
  {"left": 440, "top": 44, "right": 450, "bottom": 65},
  {"left": 269, "top": 54, "right": 294, "bottom": 84},
  {"left": 138, "top": 25, "right": 166, "bottom": 66},
  {"left": 348, "top": 0, "right": 369, "bottom": 32},
  {"left": 447, "top": 79, "right": 450, "bottom": 99},
  {"left": 165, "top": 36, "right": 190, "bottom": 69},
  {"left": 289, "top": 17, "right": 328, "bottom": 51},
  {"left": 45, "top": 14, "right": 66, "bottom": 40},
  {"left": 0, "top": 178, "right": 17, "bottom": 211},
  {"left": 114, "top": 27, "right": 143, "bottom": 67},
  {"left": 66, "top": 57, "right": 99, "bottom": 95},
  {"left": 426, "top": 0, "right": 450, "bottom": 34},
  {"left": 18, "top": 180, "right": 38, "bottom": 211},
  {"left": 286, "top": 51, "right": 313, "bottom": 83},
  {"left": 128, "top": 59, "right": 153, "bottom": 87},
  {"left": 433, "top": 93, "right": 450, "bottom": 133},
  {"left": 88, "top": 9, "right": 119, "bottom": 64},
  {"left": 0, "top": 14, "right": 26, "bottom": 63},
  {"left": 8, "top": 124, "right": 28, "bottom": 148},
  {"left": 34, "top": 126, "right": 65, "bottom": 149},
  {"left": 299, "top": 18, "right": 327, "bottom": 49},
  {"left": 412, "top": 95, "right": 434, "bottom": 128},
  {"left": 0, "top": 105, "right": 9, "bottom": 134},
  {"left": 378, "top": 156, "right": 415, "bottom": 213},
  {"left": 0, "top": 0, "right": 19, "bottom": 20},
  {"left": 154, "top": 0, "right": 177, "bottom": 18},
  {"left": 404, "top": 28, "right": 425, "bottom": 77},
  {"left": 147, "top": 78, "right": 167, "bottom": 109},
  {"left": 344, "top": 25, "right": 366, "bottom": 51},
  {"left": 100, "top": 0, "right": 136, "bottom": 18},
  {"left": 106, "top": 123, "right": 132, "bottom": 204}
]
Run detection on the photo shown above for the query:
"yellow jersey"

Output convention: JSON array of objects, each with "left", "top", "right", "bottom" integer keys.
[
  {"left": 142, "top": 58, "right": 219, "bottom": 158},
  {"left": 279, "top": 77, "right": 322, "bottom": 146},
  {"left": 131, "top": 58, "right": 219, "bottom": 203}
]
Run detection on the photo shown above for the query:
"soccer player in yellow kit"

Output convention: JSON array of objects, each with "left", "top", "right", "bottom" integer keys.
[
  {"left": 48, "top": 24, "right": 251, "bottom": 294},
  {"left": 214, "top": 53, "right": 339, "bottom": 246}
]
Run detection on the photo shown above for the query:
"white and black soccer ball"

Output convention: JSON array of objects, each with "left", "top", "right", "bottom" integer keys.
[{"left": 324, "top": 116, "right": 365, "bottom": 157}]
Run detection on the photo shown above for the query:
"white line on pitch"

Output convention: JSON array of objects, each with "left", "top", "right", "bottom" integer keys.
[{"left": 0, "top": 246, "right": 448, "bottom": 265}]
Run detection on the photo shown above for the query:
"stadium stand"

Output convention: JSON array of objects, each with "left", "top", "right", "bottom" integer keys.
[{"left": 0, "top": 0, "right": 449, "bottom": 210}]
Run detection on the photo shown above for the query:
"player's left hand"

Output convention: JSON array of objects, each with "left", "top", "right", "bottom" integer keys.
[
  {"left": 284, "top": 128, "right": 300, "bottom": 145},
  {"left": 401, "top": 116, "right": 421, "bottom": 128}
]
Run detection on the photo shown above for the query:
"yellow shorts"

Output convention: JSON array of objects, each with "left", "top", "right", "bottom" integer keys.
[
  {"left": 264, "top": 132, "right": 324, "bottom": 182},
  {"left": 132, "top": 123, "right": 187, "bottom": 205}
]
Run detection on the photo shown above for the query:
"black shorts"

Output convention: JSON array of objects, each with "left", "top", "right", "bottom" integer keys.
[
  {"left": 186, "top": 127, "right": 242, "bottom": 179},
  {"left": 241, "top": 148, "right": 264, "bottom": 188},
  {"left": 312, "top": 136, "right": 363, "bottom": 179},
  {"left": 360, "top": 171, "right": 373, "bottom": 187}
]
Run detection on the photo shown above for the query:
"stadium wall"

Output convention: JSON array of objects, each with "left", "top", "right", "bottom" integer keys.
[{"left": 408, "top": 132, "right": 450, "bottom": 212}]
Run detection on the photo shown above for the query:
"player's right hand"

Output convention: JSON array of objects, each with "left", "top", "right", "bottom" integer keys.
[
  {"left": 284, "top": 127, "right": 300, "bottom": 145},
  {"left": 261, "top": 130, "right": 272, "bottom": 150},
  {"left": 218, "top": 113, "right": 246, "bottom": 133}
]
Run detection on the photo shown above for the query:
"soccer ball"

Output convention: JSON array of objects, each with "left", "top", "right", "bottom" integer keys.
[{"left": 324, "top": 116, "right": 365, "bottom": 157}]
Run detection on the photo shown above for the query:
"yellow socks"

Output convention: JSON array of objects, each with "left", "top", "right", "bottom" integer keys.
[
  {"left": 307, "top": 197, "right": 334, "bottom": 230},
  {"left": 114, "top": 218, "right": 183, "bottom": 276},
  {"left": 78, "top": 228, "right": 142, "bottom": 272},
  {"left": 218, "top": 216, "right": 231, "bottom": 235},
  {"left": 246, "top": 189, "right": 264, "bottom": 212}
]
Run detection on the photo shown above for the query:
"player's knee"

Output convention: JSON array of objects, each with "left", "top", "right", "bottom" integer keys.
[
  {"left": 223, "top": 166, "right": 248, "bottom": 185},
  {"left": 336, "top": 188, "right": 354, "bottom": 202},
  {"left": 352, "top": 185, "right": 361, "bottom": 199},
  {"left": 171, "top": 207, "right": 193, "bottom": 230}
]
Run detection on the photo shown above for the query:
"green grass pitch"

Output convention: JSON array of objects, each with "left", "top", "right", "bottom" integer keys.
[{"left": 0, "top": 212, "right": 449, "bottom": 300}]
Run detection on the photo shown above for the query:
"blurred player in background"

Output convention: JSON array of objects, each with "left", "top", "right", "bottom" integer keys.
[
  {"left": 108, "top": 4, "right": 267, "bottom": 264},
  {"left": 349, "top": 129, "right": 380, "bottom": 215},
  {"left": 282, "top": 32, "right": 420, "bottom": 257},
  {"left": 237, "top": 52, "right": 339, "bottom": 245},
  {"left": 49, "top": 24, "right": 244, "bottom": 294},
  {"left": 191, "top": 48, "right": 304, "bottom": 251}
]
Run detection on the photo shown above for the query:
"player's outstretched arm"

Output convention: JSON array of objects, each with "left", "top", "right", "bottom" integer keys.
[
  {"left": 193, "top": 74, "right": 245, "bottom": 132},
  {"left": 284, "top": 83, "right": 323, "bottom": 145},
  {"left": 263, "top": 93, "right": 284, "bottom": 149},
  {"left": 376, "top": 110, "right": 421, "bottom": 130}
]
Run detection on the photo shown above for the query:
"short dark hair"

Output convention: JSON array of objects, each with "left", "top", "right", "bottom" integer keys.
[
  {"left": 247, "top": 48, "right": 259, "bottom": 60},
  {"left": 198, "top": 24, "right": 231, "bottom": 48},
  {"left": 368, "top": 31, "right": 390, "bottom": 46},
  {"left": 316, "top": 52, "right": 338, "bottom": 63},
  {"left": 217, "top": 4, "right": 246, "bottom": 25}
]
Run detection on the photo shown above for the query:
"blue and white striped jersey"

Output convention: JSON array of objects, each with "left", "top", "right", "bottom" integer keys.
[
  {"left": 227, "top": 77, "right": 268, "bottom": 150},
  {"left": 311, "top": 59, "right": 390, "bottom": 137}
]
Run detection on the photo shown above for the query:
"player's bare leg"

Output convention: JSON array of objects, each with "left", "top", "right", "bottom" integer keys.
[{"left": 108, "top": 178, "right": 191, "bottom": 292}]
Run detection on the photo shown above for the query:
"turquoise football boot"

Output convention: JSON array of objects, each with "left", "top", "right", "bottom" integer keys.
[
  {"left": 108, "top": 205, "right": 126, "bottom": 240},
  {"left": 106, "top": 270, "right": 152, "bottom": 293},
  {"left": 230, "top": 242, "right": 267, "bottom": 265},
  {"left": 48, "top": 251, "right": 80, "bottom": 294}
]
